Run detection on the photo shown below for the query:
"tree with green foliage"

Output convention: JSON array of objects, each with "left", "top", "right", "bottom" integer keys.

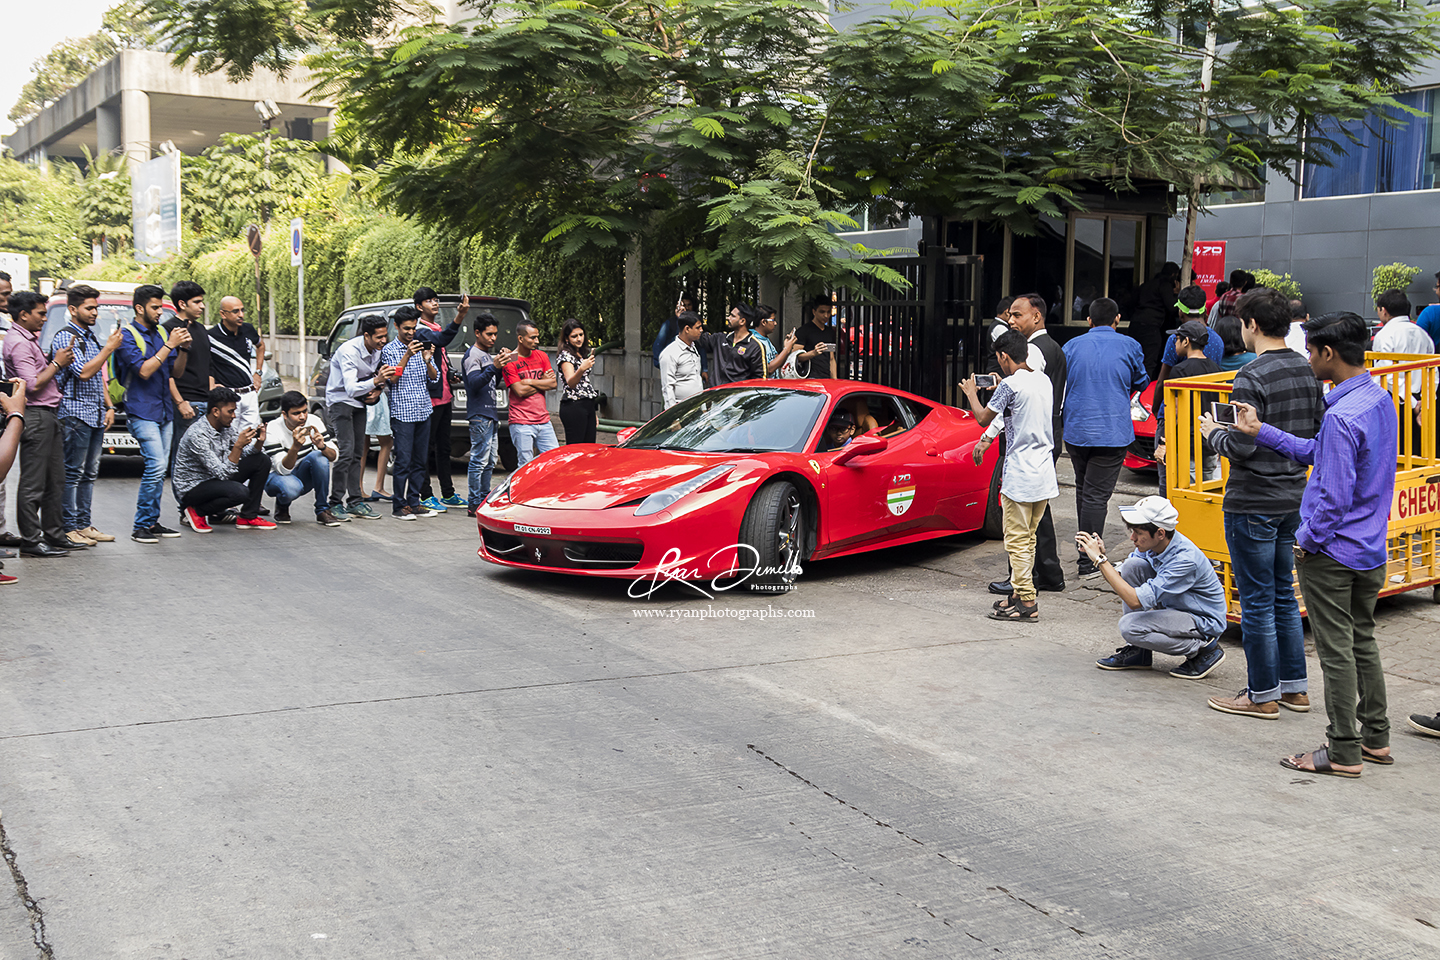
[
  {"left": 143, "top": 0, "right": 1440, "bottom": 296},
  {"left": 77, "top": 147, "right": 134, "bottom": 254},
  {"left": 185, "top": 132, "right": 326, "bottom": 235},
  {"left": 0, "top": 157, "right": 88, "bottom": 281}
]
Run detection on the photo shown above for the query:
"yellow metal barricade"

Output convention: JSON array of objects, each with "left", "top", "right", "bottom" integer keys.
[{"left": 1165, "top": 353, "right": 1440, "bottom": 623}]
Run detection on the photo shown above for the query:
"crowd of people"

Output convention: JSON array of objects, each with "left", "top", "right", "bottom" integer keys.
[
  {"left": 963, "top": 277, "right": 1440, "bottom": 776},
  {"left": 0, "top": 281, "right": 629, "bottom": 576}
]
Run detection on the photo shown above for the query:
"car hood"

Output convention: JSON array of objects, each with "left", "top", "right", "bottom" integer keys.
[{"left": 509, "top": 445, "right": 743, "bottom": 510}]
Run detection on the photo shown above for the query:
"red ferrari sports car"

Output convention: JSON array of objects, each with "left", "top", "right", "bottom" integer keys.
[
  {"left": 1125, "top": 381, "right": 1158, "bottom": 471},
  {"left": 476, "top": 381, "right": 1003, "bottom": 593}
]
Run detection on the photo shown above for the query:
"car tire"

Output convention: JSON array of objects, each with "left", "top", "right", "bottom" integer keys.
[
  {"left": 738, "top": 480, "right": 805, "bottom": 593},
  {"left": 980, "top": 455, "right": 1003, "bottom": 540}
]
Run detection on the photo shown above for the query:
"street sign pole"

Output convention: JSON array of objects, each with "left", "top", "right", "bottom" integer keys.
[
  {"left": 246, "top": 224, "right": 266, "bottom": 349},
  {"left": 291, "top": 218, "right": 305, "bottom": 380}
]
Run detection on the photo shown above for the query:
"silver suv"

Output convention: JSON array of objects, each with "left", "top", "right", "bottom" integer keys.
[{"left": 309, "top": 295, "right": 531, "bottom": 470}]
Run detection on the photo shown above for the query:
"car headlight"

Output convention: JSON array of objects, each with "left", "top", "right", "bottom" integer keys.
[
  {"left": 486, "top": 475, "right": 512, "bottom": 505},
  {"left": 1130, "top": 394, "right": 1150, "bottom": 422},
  {"left": 634, "top": 464, "right": 737, "bottom": 517}
]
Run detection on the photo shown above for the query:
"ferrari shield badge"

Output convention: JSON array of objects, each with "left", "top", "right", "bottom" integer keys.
[
  {"left": 808, "top": 459, "right": 821, "bottom": 474},
  {"left": 887, "top": 475, "right": 915, "bottom": 516}
]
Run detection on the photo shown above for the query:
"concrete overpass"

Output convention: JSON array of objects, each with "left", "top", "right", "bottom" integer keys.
[{"left": 3, "top": 48, "right": 336, "bottom": 168}]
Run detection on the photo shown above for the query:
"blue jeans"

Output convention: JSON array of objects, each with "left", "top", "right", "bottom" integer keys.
[
  {"left": 265, "top": 449, "right": 332, "bottom": 515},
  {"left": 467, "top": 417, "right": 499, "bottom": 508},
  {"left": 128, "top": 417, "right": 173, "bottom": 531},
  {"left": 510, "top": 421, "right": 558, "bottom": 466},
  {"left": 1224, "top": 511, "right": 1307, "bottom": 703},
  {"left": 62, "top": 417, "right": 105, "bottom": 531},
  {"left": 391, "top": 417, "right": 432, "bottom": 511}
]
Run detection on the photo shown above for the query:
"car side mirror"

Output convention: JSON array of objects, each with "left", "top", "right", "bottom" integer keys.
[
  {"left": 833, "top": 432, "right": 888, "bottom": 465},
  {"left": 616, "top": 427, "right": 638, "bottom": 444}
]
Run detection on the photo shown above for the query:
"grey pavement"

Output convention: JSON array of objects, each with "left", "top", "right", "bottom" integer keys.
[{"left": 1, "top": 455, "right": 1439, "bottom": 958}]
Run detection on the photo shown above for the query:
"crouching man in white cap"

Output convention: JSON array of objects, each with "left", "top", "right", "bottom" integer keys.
[{"left": 1077, "top": 496, "right": 1229, "bottom": 679}]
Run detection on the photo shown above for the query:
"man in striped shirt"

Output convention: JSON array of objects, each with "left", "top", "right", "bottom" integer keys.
[
  {"left": 380, "top": 307, "right": 441, "bottom": 519},
  {"left": 1202, "top": 287, "right": 1325, "bottom": 721},
  {"left": 209, "top": 296, "right": 266, "bottom": 429}
]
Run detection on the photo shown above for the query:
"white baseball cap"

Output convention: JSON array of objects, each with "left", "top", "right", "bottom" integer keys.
[{"left": 1119, "top": 496, "right": 1180, "bottom": 531}]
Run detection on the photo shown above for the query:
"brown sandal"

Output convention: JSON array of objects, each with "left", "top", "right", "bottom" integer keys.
[{"left": 988, "top": 600, "right": 1038, "bottom": 622}]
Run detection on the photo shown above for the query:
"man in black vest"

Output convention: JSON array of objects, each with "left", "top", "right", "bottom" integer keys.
[{"left": 988, "top": 292, "right": 1067, "bottom": 594}]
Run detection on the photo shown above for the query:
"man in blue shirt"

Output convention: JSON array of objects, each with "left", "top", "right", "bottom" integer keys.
[
  {"left": 1079, "top": 496, "right": 1229, "bottom": 680},
  {"left": 380, "top": 306, "right": 441, "bottom": 519},
  {"left": 113, "top": 284, "right": 191, "bottom": 543},
  {"left": 1062, "top": 297, "right": 1148, "bottom": 579},
  {"left": 1234, "top": 311, "right": 1398, "bottom": 778}
]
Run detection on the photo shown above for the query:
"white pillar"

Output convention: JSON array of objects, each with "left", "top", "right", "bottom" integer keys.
[
  {"left": 120, "top": 89, "right": 151, "bottom": 172},
  {"left": 623, "top": 241, "right": 643, "bottom": 421},
  {"left": 96, "top": 103, "right": 121, "bottom": 158}
]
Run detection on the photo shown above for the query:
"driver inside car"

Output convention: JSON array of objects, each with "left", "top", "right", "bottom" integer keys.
[{"left": 818, "top": 407, "right": 857, "bottom": 452}]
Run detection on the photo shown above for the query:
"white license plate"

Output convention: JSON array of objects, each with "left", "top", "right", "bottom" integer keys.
[{"left": 104, "top": 432, "right": 140, "bottom": 450}]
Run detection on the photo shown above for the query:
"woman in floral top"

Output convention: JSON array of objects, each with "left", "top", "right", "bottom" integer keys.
[{"left": 557, "top": 318, "right": 600, "bottom": 444}]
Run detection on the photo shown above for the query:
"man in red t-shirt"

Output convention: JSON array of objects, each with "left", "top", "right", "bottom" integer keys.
[{"left": 503, "top": 321, "right": 559, "bottom": 465}]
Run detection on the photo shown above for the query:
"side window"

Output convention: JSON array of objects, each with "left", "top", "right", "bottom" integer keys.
[
  {"left": 894, "top": 398, "right": 934, "bottom": 431},
  {"left": 839, "top": 394, "right": 910, "bottom": 438}
]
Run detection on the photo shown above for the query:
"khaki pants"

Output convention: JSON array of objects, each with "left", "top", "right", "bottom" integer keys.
[{"left": 1001, "top": 494, "right": 1049, "bottom": 602}]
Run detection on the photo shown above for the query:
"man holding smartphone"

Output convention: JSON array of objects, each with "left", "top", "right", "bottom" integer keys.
[
  {"left": 171, "top": 386, "right": 277, "bottom": 530},
  {"left": 794, "top": 294, "right": 843, "bottom": 378},
  {"left": 263, "top": 391, "right": 342, "bottom": 526},
  {"left": 1200, "top": 288, "right": 1323, "bottom": 721}
]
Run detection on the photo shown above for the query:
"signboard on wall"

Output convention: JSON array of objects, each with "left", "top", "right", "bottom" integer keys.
[
  {"left": 0, "top": 251, "right": 29, "bottom": 287},
  {"left": 133, "top": 153, "right": 181, "bottom": 263},
  {"left": 1192, "top": 240, "right": 1227, "bottom": 301}
]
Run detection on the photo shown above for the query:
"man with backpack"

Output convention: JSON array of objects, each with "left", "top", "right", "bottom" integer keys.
[{"left": 114, "top": 284, "right": 191, "bottom": 543}]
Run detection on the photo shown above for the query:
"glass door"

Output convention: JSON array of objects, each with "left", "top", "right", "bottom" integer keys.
[{"left": 1064, "top": 213, "right": 1147, "bottom": 325}]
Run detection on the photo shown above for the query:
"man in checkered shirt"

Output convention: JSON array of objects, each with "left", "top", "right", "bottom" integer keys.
[
  {"left": 379, "top": 306, "right": 441, "bottom": 519},
  {"left": 50, "top": 284, "right": 125, "bottom": 546}
]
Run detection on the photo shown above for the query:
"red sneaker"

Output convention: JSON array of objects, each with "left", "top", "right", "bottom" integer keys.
[
  {"left": 0, "top": 572, "right": 16, "bottom": 585},
  {"left": 235, "top": 516, "right": 277, "bottom": 531},
  {"left": 183, "top": 507, "right": 213, "bottom": 534}
]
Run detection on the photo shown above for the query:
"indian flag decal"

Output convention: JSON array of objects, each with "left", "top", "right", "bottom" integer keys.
[{"left": 886, "top": 484, "right": 916, "bottom": 516}]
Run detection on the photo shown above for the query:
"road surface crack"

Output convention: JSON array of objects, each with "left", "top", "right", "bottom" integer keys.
[
  {"left": 749, "top": 744, "right": 1097, "bottom": 946},
  {"left": 0, "top": 814, "right": 54, "bottom": 957}
]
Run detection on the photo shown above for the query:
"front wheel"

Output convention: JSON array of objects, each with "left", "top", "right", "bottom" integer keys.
[{"left": 738, "top": 480, "right": 806, "bottom": 593}]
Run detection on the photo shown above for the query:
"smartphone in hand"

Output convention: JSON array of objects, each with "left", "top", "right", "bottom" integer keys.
[{"left": 1210, "top": 401, "right": 1237, "bottom": 426}]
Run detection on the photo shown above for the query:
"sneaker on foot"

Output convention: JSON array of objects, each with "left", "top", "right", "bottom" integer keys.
[
  {"left": 273, "top": 503, "right": 292, "bottom": 524},
  {"left": 421, "top": 496, "right": 448, "bottom": 513},
  {"left": 1208, "top": 689, "right": 1279, "bottom": 719},
  {"left": 440, "top": 494, "right": 466, "bottom": 507},
  {"left": 348, "top": 502, "right": 381, "bottom": 520},
  {"left": 316, "top": 510, "right": 344, "bottom": 527},
  {"left": 1097, "top": 645, "right": 1152, "bottom": 670},
  {"left": 0, "top": 571, "right": 15, "bottom": 585},
  {"left": 235, "top": 516, "right": 278, "bottom": 531},
  {"left": 80, "top": 526, "right": 115, "bottom": 542},
  {"left": 328, "top": 503, "right": 350, "bottom": 522},
  {"left": 392, "top": 506, "right": 417, "bottom": 521},
  {"left": 150, "top": 523, "right": 182, "bottom": 538},
  {"left": 1077, "top": 556, "right": 1099, "bottom": 579},
  {"left": 1279, "top": 692, "right": 1311, "bottom": 712},
  {"left": 1407, "top": 712, "right": 1440, "bottom": 738},
  {"left": 1170, "top": 639, "right": 1225, "bottom": 679},
  {"left": 65, "top": 530, "right": 97, "bottom": 547},
  {"left": 412, "top": 505, "right": 438, "bottom": 518},
  {"left": 182, "top": 508, "right": 212, "bottom": 534},
  {"left": 132, "top": 527, "right": 160, "bottom": 544}
]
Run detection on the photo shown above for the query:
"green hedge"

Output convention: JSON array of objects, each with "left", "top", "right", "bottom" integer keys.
[{"left": 461, "top": 236, "right": 625, "bottom": 345}]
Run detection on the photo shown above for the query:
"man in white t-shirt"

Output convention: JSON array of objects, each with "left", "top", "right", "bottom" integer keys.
[
  {"left": 262, "top": 391, "right": 342, "bottom": 526},
  {"left": 962, "top": 329, "right": 1058, "bottom": 623}
]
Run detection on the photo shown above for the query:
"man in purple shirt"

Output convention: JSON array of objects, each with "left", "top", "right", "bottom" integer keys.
[
  {"left": 1, "top": 291, "right": 77, "bottom": 557},
  {"left": 1232, "top": 311, "right": 1396, "bottom": 778}
]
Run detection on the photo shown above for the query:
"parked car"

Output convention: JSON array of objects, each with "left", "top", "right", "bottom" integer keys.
[
  {"left": 310, "top": 295, "right": 532, "bottom": 471},
  {"left": 38, "top": 283, "right": 283, "bottom": 457},
  {"left": 1125, "top": 381, "right": 1158, "bottom": 471}
]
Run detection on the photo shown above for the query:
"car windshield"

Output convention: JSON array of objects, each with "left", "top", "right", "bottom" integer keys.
[{"left": 624, "top": 387, "right": 827, "bottom": 453}]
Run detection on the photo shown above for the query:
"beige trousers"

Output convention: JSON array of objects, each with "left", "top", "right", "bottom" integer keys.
[{"left": 1001, "top": 494, "right": 1050, "bottom": 602}]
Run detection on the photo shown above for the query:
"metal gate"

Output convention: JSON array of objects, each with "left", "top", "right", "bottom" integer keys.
[{"left": 833, "top": 251, "right": 985, "bottom": 406}]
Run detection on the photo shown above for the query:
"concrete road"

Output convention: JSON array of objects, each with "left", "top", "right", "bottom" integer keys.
[{"left": 2, "top": 463, "right": 1438, "bottom": 959}]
